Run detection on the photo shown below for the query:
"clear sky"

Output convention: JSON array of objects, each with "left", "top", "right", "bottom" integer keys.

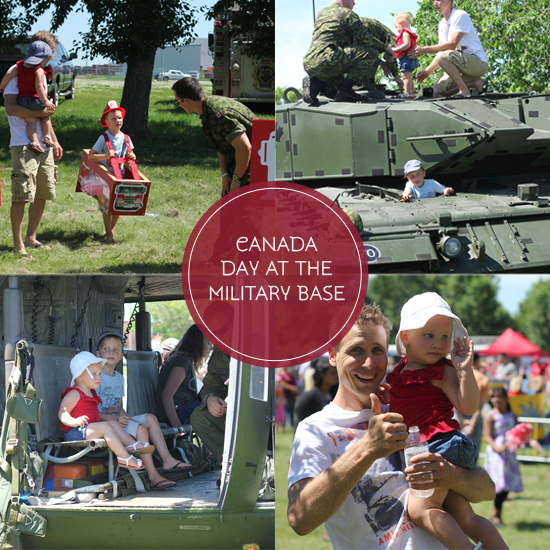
[
  {"left": 276, "top": 0, "right": 422, "bottom": 88},
  {"left": 30, "top": 1, "right": 219, "bottom": 66},
  {"left": 494, "top": 275, "right": 550, "bottom": 315}
]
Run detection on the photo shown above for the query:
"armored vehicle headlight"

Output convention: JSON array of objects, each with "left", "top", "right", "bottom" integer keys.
[{"left": 440, "top": 236, "right": 463, "bottom": 258}]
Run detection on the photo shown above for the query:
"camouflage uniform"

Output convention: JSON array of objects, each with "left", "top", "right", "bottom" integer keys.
[
  {"left": 190, "top": 347, "right": 230, "bottom": 463},
  {"left": 200, "top": 96, "right": 254, "bottom": 186},
  {"left": 361, "top": 18, "right": 400, "bottom": 80},
  {"left": 303, "top": 3, "right": 394, "bottom": 97}
]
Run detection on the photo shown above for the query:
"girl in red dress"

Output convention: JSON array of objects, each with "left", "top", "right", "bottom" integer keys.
[{"left": 387, "top": 293, "right": 507, "bottom": 550}]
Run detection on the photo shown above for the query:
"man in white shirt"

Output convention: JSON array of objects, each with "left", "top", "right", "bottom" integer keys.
[
  {"left": 287, "top": 303, "right": 496, "bottom": 549},
  {"left": 411, "top": 0, "right": 488, "bottom": 98},
  {"left": 6, "top": 31, "right": 63, "bottom": 260}
]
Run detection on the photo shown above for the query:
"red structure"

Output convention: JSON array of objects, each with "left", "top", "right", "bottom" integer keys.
[{"left": 76, "top": 149, "right": 151, "bottom": 216}]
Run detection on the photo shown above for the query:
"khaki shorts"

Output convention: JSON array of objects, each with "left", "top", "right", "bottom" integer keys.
[
  {"left": 434, "top": 50, "right": 488, "bottom": 93},
  {"left": 11, "top": 146, "right": 57, "bottom": 203},
  {"left": 124, "top": 414, "right": 148, "bottom": 439}
]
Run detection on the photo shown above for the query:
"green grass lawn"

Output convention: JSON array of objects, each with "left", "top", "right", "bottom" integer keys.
[
  {"left": 0, "top": 77, "right": 272, "bottom": 273},
  {"left": 275, "top": 428, "right": 550, "bottom": 549}
]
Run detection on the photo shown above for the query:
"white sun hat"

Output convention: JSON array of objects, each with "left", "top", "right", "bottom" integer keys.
[
  {"left": 395, "top": 292, "right": 467, "bottom": 356},
  {"left": 70, "top": 352, "right": 107, "bottom": 386}
]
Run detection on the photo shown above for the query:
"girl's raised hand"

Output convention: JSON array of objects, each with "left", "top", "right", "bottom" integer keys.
[{"left": 451, "top": 336, "right": 474, "bottom": 371}]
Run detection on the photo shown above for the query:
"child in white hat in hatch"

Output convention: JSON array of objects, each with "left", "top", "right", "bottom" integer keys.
[
  {"left": 386, "top": 292, "right": 507, "bottom": 550},
  {"left": 58, "top": 351, "right": 149, "bottom": 470}
]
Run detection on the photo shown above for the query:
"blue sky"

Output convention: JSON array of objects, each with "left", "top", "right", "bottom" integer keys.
[
  {"left": 30, "top": 1, "right": 218, "bottom": 66},
  {"left": 276, "top": 0, "right": 422, "bottom": 88}
]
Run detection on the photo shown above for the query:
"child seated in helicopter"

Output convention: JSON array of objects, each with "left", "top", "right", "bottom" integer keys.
[{"left": 401, "top": 159, "right": 454, "bottom": 201}]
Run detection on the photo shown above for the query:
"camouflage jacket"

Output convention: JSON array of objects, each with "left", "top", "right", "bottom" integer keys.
[
  {"left": 304, "top": 3, "right": 391, "bottom": 61},
  {"left": 200, "top": 96, "right": 254, "bottom": 156},
  {"left": 201, "top": 347, "right": 231, "bottom": 404}
]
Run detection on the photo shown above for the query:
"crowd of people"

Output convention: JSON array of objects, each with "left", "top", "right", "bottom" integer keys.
[
  {"left": 59, "top": 324, "right": 228, "bottom": 492},
  {"left": 5, "top": 31, "right": 253, "bottom": 259},
  {"left": 285, "top": 296, "right": 549, "bottom": 549},
  {"left": 302, "top": 0, "right": 488, "bottom": 104}
]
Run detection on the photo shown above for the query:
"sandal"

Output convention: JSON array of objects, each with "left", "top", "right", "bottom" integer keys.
[
  {"left": 117, "top": 455, "right": 144, "bottom": 470},
  {"left": 42, "top": 135, "right": 55, "bottom": 147},
  {"left": 397, "top": 93, "right": 415, "bottom": 99},
  {"left": 126, "top": 442, "right": 155, "bottom": 455},
  {"left": 29, "top": 142, "right": 45, "bottom": 153}
]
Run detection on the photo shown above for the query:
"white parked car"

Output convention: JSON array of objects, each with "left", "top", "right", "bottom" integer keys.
[{"left": 155, "top": 69, "right": 190, "bottom": 81}]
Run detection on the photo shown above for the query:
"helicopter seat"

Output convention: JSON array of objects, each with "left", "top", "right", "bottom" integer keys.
[
  {"left": 125, "top": 350, "right": 194, "bottom": 463},
  {"left": 30, "top": 344, "right": 145, "bottom": 492}
]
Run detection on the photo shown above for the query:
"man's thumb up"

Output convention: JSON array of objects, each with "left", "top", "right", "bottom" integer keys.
[{"left": 370, "top": 393, "right": 382, "bottom": 416}]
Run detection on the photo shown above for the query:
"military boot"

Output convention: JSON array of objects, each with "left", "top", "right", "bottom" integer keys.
[
  {"left": 334, "top": 78, "right": 367, "bottom": 103},
  {"left": 302, "top": 75, "right": 325, "bottom": 105}
]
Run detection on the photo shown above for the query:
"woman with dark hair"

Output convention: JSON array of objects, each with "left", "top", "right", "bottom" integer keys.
[
  {"left": 295, "top": 356, "right": 338, "bottom": 427},
  {"left": 155, "top": 324, "right": 211, "bottom": 427},
  {"left": 483, "top": 386, "right": 522, "bottom": 526}
]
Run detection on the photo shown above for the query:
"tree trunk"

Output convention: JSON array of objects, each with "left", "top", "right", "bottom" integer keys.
[{"left": 120, "top": 50, "right": 156, "bottom": 139}]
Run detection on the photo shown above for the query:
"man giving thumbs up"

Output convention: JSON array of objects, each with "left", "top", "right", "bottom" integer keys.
[{"left": 287, "top": 303, "right": 496, "bottom": 549}]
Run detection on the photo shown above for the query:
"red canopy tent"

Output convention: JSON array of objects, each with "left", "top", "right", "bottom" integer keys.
[{"left": 478, "top": 328, "right": 548, "bottom": 357}]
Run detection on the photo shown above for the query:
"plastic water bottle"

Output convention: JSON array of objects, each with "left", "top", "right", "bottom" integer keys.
[{"left": 404, "top": 426, "right": 434, "bottom": 499}]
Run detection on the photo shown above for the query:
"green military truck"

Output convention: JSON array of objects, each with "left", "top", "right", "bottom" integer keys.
[{"left": 0, "top": 274, "right": 274, "bottom": 549}]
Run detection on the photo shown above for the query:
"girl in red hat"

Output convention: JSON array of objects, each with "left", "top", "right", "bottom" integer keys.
[{"left": 88, "top": 100, "right": 136, "bottom": 242}]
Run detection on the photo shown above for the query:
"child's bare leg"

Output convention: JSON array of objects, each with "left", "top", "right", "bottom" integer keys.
[
  {"left": 40, "top": 116, "right": 54, "bottom": 144},
  {"left": 402, "top": 71, "right": 414, "bottom": 95},
  {"left": 129, "top": 423, "right": 172, "bottom": 488},
  {"left": 144, "top": 413, "right": 192, "bottom": 470},
  {"left": 444, "top": 491, "right": 509, "bottom": 549},
  {"left": 408, "top": 488, "right": 475, "bottom": 549},
  {"left": 102, "top": 214, "right": 120, "bottom": 241},
  {"left": 86, "top": 421, "right": 137, "bottom": 463},
  {"left": 25, "top": 117, "right": 40, "bottom": 146}
]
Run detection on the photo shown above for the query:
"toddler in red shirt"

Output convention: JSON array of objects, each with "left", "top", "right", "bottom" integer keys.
[
  {"left": 393, "top": 13, "right": 419, "bottom": 99},
  {"left": 0, "top": 41, "right": 56, "bottom": 153},
  {"left": 58, "top": 351, "right": 148, "bottom": 470},
  {"left": 387, "top": 293, "right": 507, "bottom": 550}
]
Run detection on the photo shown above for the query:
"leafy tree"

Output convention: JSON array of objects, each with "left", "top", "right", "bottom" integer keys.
[
  {"left": 0, "top": 0, "right": 28, "bottom": 47},
  {"left": 204, "top": 0, "right": 274, "bottom": 61},
  {"left": 147, "top": 300, "right": 194, "bottom": 341},
  {"left": 20, "top": 0, "right": 198, "bottom": 137},
  {"left": 516, "top": 279, "right": 550, "bottom": 352},
  {"left": 414, "top": 0, "right": 550, "bottom": 93},
  {"left": 367, "top": 275, "right": 513, "bottom": 342}
]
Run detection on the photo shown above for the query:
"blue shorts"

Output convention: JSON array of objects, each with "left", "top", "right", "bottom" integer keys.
[
  {"left": 16, "top": 97, "right": 45, "bottom": 110},
  {"left": 64, "top": 425, "right": 88, "bottom": 442},
  {"left": 398, "top": 55, "right": 419, "bottom": 74},
  {"left": 428, "top": 430, "right": 478, "bottom": 469}
]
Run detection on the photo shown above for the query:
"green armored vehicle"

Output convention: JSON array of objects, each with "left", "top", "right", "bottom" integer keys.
[
  {"left": 276, "top": 91, "right": 550, "bottom": 272},
  {"left": 0, "top": 275, "right": 274, "bottom": 549}
]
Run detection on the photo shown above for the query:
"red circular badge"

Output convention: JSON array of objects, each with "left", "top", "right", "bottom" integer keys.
[{"left": 182, "top": 182, "right": 368, "bottom": 368}]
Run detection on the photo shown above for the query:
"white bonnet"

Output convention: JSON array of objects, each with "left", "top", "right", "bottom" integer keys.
[{"left": 395, "top": 292, "right": 467, "bottom": 356}]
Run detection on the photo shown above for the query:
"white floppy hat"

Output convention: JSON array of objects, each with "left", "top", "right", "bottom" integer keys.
[
  {"left": 70, "top": 351, "right": 107, "bottom": 386},
  {"left": 395, "top": 292, "right": 467, "bottom": 356}
]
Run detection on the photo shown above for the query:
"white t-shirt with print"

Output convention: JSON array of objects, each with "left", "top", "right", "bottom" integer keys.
[
  {"left": 4, "top": 70, "right": 48, "bottom": 148},
  {"left": 405, "top": 178, "right": 446, "bottom": 199},
  {"left": 439, "top": 9, "right": 488, "bottom": 63},
  {"left": 288, "top": 402, "right": 445, "bottom": 550}
]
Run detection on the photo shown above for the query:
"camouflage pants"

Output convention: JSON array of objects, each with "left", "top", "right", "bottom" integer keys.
[
  {"left": 190, "top": 403, "right": 226, "bottom": 464},
  {"left": 304, "top": 45, "right": 379, "bottom": 98}
]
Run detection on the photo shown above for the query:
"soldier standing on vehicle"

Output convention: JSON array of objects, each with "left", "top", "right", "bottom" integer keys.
[
  {"left": 172, "top": 77, "right": 253, "bottom": 197},
  {"left": 302, "top": 0, "right": 398, "bottom": 104}
]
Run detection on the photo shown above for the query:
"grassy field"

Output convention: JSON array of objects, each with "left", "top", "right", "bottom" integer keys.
[
  {"left": 275, "top": 428, "right": 550, "bottom": 549},
  {"left": 0, "top": 77, "right": 272, "bottom": 274}
]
